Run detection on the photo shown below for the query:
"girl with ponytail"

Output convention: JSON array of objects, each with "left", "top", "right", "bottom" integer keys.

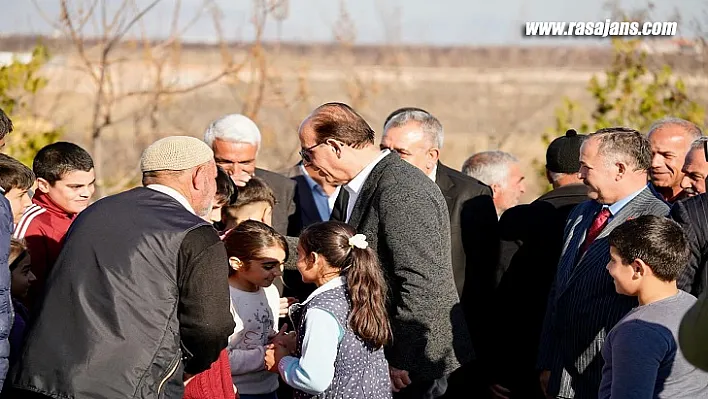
[{"left": 264, "top": 221, "right": 392, "bottom": 398}]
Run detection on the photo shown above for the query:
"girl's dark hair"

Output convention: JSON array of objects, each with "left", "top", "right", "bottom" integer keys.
[
  {"left": 299, "top": 221, "right": 391, "bottom": 349},
  {"left": 222, "top": 220, "right": 288, "bottom": 276}
]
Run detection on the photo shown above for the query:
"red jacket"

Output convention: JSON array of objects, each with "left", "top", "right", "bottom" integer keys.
[
  {"left": 183, "top": 349, "right": 237, "bottom": 399},
  {"left": 13, "top": 190, "right": 77, "bottom": 306}
]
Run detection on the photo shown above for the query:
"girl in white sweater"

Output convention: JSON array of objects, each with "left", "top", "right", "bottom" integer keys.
[{"left": 222, "top": 220, "right": 288, "bottom": 399}]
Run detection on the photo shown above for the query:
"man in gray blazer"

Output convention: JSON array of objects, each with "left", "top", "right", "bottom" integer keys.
[
  {"left": 538, "top": 127, "right": 670, "bottom": 399},
  {"left": 297, "top": 102, "right": 472, "bottom": 399}
]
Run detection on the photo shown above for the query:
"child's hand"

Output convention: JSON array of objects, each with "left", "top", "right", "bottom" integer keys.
[
  {"left": 264, "top": 344, "right": 278, "bottom": 372},
  {"left": 279, "top": 297, "right": 298, "bottom": 318},
  {"left": 270, "top": 324, "right": 297, "bottom": 353}
]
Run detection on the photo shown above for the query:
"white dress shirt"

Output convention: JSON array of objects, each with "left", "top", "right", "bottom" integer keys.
[{"left": 342, "top": 149, "right": 391, "bottom": 223}]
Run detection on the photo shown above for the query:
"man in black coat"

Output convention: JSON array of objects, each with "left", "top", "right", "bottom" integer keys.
[
  {"left": 299, "top": 103, "right": 472, "bottom": 398},
  {"left": 203, "top": 113, "right": 297, "bottom": 237},
  {"left": 671, "top": 137, "right": 708, "bottom": 297},
  {"left": 488, "top": 129, "right": 588, "bottom": 399}
]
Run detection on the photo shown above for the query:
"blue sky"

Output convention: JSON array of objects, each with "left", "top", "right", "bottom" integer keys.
[{"left": 3, "top": 0, "right": 703, "bottom": 46}]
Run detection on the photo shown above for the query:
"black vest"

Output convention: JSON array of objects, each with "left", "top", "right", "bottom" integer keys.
[{"left": 11, "top": 187, "right": 209, "bottom": 399}]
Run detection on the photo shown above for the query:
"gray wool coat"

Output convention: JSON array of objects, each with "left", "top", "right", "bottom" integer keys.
[
  {"left": 283, "top": 153, "right": 474, "bottom": 381},
  {"left": 346, "top": 152, "right": 473, "bottom": 381}
]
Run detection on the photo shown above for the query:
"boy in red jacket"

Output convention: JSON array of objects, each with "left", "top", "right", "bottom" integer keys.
[{"left": 13, "top": 142, "right": 95, "bottom": 308}]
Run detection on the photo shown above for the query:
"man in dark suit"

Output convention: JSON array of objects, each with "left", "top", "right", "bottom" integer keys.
[
  {"left": 671, "top": 137, "right": 708, "bottom": 297},
  {"left": 489, "top": 129, "right": 588, "bottom": 399},
  {"left": 283, "top": 161, "right": 341, "bottom": 234},
  {"left": 538, "top": 128, "right": 669, "bottom": 399},
  {"left": 279, "top": 161, "right": 339, "bottom": 305},
  {"left": 203, "top": 113, "right": 297, "bottom": 237},
  {"left": 298, "top": 102, "right": 472, "bottom": 399}
]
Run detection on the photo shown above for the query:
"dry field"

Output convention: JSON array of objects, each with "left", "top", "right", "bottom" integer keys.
[{"left": 11, "top": 40, "right": 708, "bottom": 202}]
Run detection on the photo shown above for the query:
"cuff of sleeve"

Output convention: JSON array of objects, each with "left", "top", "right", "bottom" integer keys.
[{"left": 278, "top": 355, "right": 298, "bottom": 376}]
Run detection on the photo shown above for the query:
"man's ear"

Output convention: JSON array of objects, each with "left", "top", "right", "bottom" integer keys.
[
  {"left": 326, "top": 139, "right": 344, "bottom": 158},
  {"left": 229, "top": 256, "right": 244, "bottom": 271},
  {"left": 192, "top": 164, "right": 210, "bottom": 191},
  {"left": 427, "top": 148, "right": 440, "bottom": 167},
  {"left": 616, "top": 162, "right": 627, "bottom": 181},
  {"left": 490, "top": 183, "right": 502, "bottom": 199},
  {"left": 36, "top": 177, "right": 51, "bottom": 194}
]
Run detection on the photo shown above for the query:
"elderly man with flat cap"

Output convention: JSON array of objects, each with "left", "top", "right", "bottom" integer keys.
[
  {"left": 488, "top": 129, "right": 588, "bottom": 399},
  {"left": 10, "top": 136, "right": 236, "bottom": 399}
]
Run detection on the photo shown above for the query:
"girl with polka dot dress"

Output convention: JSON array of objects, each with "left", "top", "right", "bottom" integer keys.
[{"left": 265, "top": 221, "right": 393, "bottom": 398}]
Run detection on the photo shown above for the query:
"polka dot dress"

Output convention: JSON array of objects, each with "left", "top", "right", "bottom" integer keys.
[{"left": 289, "top": 285, "right": 392, "bottom": 399}]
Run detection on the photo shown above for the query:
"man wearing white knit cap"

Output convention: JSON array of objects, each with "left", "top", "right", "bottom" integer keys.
[
  {"left": 204, "top": 114, "right": 297, "bottom": 237},
  {"left": 10, "top": 136, "right": 236, "bottom": 399}
]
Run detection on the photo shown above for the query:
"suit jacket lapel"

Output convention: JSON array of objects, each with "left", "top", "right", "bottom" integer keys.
[
  {"left": 348, "top": 153, "right": 396, "bottom": 228},
  {"left": 294, "top": 175, "right": 322, "bottom": 223},
  {"left": 564, "top": 187, "right": 653, "bottom": 289},
  {"left": 556, "top": 202, "right": 600, "bottom": 296}
]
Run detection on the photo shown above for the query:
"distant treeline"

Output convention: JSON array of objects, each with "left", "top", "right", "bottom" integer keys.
[{"left": 0, "top": 34, "right": 703, "bottom": 71}]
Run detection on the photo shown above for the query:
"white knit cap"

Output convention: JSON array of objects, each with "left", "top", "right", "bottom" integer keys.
[{"left": 140, "top": 136, "right": 214, "bottom": 172}]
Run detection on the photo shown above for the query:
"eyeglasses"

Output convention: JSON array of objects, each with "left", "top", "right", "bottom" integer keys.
[{"left": 299, "top": 142, "right": 324, "bottom": 164}]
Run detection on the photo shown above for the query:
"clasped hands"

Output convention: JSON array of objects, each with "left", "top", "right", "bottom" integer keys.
[{"left": 264, "top": 323, "right": 296, "bottom": 372}]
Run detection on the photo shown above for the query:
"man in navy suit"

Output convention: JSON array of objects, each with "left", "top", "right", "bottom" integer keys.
[{"left": 538, "top": 127, "right": 669, "bottom": 399}]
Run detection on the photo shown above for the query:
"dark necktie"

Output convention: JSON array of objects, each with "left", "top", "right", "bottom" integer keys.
[
  {"left": 330, "top": 188, "right": 350, "bottom": 222},
  {"left": 580, "top": 207, "right": 612, "bottom": 254}
]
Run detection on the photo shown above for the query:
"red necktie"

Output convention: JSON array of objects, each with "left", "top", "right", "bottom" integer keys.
[{"left": 581, "top": 207, "right": 612, "bottom": 253}]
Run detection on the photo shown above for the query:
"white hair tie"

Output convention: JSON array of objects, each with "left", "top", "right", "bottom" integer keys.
[{"left": 348, "top": 234, "right": 368, "bottom": 249}]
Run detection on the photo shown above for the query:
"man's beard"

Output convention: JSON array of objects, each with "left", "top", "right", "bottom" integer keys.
[{"left": 197, "top": 199, "right": 214, "bottom": 220}]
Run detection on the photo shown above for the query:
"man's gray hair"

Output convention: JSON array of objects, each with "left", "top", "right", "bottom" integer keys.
[
  {"left": 461, "top": 151, "right": 519, "bottom": 187},
  {"left": 690, "top": 136, "right": 708, "bottom": 151},
  {"left": 590, "top": 127, "right": 652, "bottom": 171},
  {"left": 647, "top": 117, "right": 703, "bottom": 140},
  {"left": 383, "top": 109, "right": 444, "bottom": 149},
  {"left": 203, "top": 114, "right": 262, "bottom": 149}
]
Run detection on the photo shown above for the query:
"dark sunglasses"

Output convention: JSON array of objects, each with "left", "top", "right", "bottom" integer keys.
[{"left": 299, "top": 142, "right": 324, "bottom": 164}]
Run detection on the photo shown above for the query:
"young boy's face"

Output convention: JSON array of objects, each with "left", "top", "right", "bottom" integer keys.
[
  {"left": 38, "top": 169, "right": 96, "bottom": 215},
  {"left": 607, "top": 246, "right": 639, "bottom": 295},
  {"left": 223, "top": 201, "right": 273, "bottom": 230},
  {"left": 6, "top": 187, "right": 32, "bottom": 224}
]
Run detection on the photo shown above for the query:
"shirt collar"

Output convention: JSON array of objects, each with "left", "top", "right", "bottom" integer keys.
[
  {"left": 605, "top": 184, "right": 648, "bottom": 216},
  {"left": 301, "top": 276, "right": 345, "bottom": 305},
  {"left": 146, "top": 184, "right": 196, "bottom": 215},
  {"left": 299, "top": 163, "right": 325, "bottom": 195},
  {"left": 346, "top": 149, "right": 390, "bottom": 196}
]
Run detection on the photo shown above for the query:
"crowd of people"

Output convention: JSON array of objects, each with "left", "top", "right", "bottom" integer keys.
[{"left": 0, "top": 103, "right": 706, "bottom": 399}]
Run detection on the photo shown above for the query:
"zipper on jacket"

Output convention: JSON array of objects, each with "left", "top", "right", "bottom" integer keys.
[{"left": 158, "top": 355, "right": 180, "bottom": 396}]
